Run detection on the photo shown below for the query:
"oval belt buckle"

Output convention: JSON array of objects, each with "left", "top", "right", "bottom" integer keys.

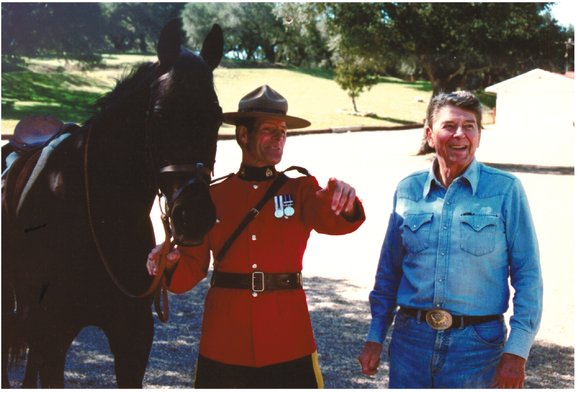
[{"left": 425, "top": 309, "right": 453, "bottom": 330}]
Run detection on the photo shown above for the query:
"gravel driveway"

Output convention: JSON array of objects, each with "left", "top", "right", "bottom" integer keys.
[
  {"left": 5, "top": 127, "right": 575, "bottom": 388},
  {"left": 6, "top": 277, "right": 574, "bottom": 388}
]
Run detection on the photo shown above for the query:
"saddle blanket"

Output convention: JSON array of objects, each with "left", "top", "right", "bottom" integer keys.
[{"left": 2, "top": 132, "right": 72, "bottom": 214}]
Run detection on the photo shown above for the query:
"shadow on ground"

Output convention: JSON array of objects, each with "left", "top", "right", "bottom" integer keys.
[{"left": 5, "top": 276, "right": 574, "bottom": 389}]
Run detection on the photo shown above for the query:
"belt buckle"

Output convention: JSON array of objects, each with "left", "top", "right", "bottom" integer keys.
[
  {"left": 425, "top": 309, "right": 453, "bottom": 330},
  {"left": 251, "top": 271, "right": 265, "bottom": 293}
]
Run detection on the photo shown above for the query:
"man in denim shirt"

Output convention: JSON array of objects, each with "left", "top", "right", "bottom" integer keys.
[{"left": 358, "top": 91, "right": 542, "bottom": 388}]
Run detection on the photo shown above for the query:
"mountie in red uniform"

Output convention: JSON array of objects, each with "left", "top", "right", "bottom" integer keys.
[{"left": 168, "top": 165, "right": 365, "bottom": 368}]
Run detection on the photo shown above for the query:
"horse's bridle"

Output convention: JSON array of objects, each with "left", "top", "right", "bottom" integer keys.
[
  {"left": 157, "top": 163, "right": 212, "bottom": 213},
  {"left": 146, "top": 71, "right": 216, "bottom": 237},
  {"left": 82, "top": 69, "right": 218, "bottom": 323}
]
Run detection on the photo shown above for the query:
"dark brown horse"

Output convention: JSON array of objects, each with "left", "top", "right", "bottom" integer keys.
[{"left": 2, "top": 19, "right": 223, "bottom": 388}]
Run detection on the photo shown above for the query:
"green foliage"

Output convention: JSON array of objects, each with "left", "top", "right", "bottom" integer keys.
[
  {"left": 182, "top": 3, "right": 284, "bottom": 62},
  {"left": 334, "top": 57, "right": 379, "bottom": 112},
  {"left": 322, "top": 3, "right": 571, "bottom": 93},
  {"left": 101, "top": 3, "right": 184, "bottom": 53},
  {"left": 3, "top": 2, "right": 570, "bottom": 90},
  {"left": 272, "top": 3, "right": 333, "bottom": 68},
  {"left": 2, "top": 3, "right": 107, "bottom": 63},
  {"left": 1, "top": 3, "right": 184, "bottom": 65}
]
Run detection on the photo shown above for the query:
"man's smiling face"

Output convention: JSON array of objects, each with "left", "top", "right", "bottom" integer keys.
[
  {"left": 426, "top": 105, "right": 481, "bottom": 178},
  {"left": 240, "top": 118, "right": 288, "bottom": 167}
]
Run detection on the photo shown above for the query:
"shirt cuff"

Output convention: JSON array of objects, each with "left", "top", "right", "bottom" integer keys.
[
  {"left": 366, "top": 316, "right": 391, "bottom": 344},
  {"left": 503, "top": 326, "right": 537, "bottom": 359}
]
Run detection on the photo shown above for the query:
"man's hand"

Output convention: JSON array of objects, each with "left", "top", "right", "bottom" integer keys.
[
  {"left": 493, "top": 353, "right": 526, "bottom": 388},
  {"left": 358, "top": 341, "right": 383, "bottom": 376},
  {"left": 146, "top": 244, "right": 180, "bottom": 276},
  {"left": 316, "top": 177, "right": 358, "bottom": 217}
]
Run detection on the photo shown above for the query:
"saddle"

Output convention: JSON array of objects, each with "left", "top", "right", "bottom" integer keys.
[{"left": 2, "top": 115, "right": 79, "bottom": 217}]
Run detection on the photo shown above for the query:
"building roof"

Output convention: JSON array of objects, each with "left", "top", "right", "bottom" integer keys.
[{"left": 485, "top": 68, "right": 574, "bottom": 94}]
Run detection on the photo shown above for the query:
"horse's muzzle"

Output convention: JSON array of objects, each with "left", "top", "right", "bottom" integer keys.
[
  {"left": 168, "top": 180, "right": 216, "bottom": 246},
  {"left": 158, "top": 164, "right": 216, "bottom": 246}
]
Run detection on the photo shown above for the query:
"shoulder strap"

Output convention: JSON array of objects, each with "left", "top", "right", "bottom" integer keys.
[
  {"left": 213, "top": 166, "right": 310, "bottom": 263},
  {"left": 210, "top": 172, "right": 235, "bottom": 185}
]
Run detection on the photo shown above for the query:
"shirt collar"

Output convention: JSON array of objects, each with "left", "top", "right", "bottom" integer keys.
[
  {"left": 424, "top": 159, "right": 480, "bottom": 197},
  {"left": 237, "top": 165, "right": 277, "bottom": 181}
]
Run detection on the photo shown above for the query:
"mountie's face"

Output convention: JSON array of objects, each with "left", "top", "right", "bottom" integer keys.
[{"left": 240, "top": 118, "right": 288, "bottom": 167}]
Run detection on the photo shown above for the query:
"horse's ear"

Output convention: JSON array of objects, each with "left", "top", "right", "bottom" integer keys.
[
  {"left": 201, "top": 24, "right": 224, "bottom": 71},
  {"left": 157, "top": 19, "right": 182, "bottom": 71}
]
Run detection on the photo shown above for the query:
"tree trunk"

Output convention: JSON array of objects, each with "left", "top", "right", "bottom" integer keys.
[
  {"left": 139, "top": 34, "right": 147, "bottom": 53},
  {"left": 264, "top": 45, "right": 276, "bottom": 63},
  {"left": 351, "top": 95, "right": 358, "bottom": 113}
]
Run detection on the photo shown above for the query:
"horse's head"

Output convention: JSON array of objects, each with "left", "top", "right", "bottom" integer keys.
[{"left": 148, "top": 20, "right": 223, "bottom": 246}]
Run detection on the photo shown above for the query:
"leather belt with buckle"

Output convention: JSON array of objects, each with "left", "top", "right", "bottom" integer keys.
[
  {"left": 211, "top": 271, "right": 303, "bottom": 293},
  {"left": 399, "top": 307, "right": 502, "bottom": 330}
]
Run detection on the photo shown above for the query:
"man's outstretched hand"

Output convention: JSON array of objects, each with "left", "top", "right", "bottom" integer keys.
[{"left": 316, "top": 177, "right": 358, "bottom": 218}]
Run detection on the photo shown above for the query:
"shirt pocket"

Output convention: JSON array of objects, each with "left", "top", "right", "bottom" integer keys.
[
  {"left": 460, "top": 214, "right": 499, "bottom": 256},
  {"left": 401, "top": 213, "right": 433, "bottom": 254}
]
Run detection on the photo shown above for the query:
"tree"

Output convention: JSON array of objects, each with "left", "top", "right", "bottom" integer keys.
[
  {"left": 101, "top": 3, "right": 184, "bottom": 53},
  {"left": 182, "top": 3, "right": 285, "bottom": 62},
  {"left": 334, "top": 54, "right": 379, "bottom": 112},
  {"left": 272, "top": 3, "right": 333, "bottom": 67},
  {"left": 318, "top": 2, "right": 570, "bottom": 154},
  {"left": 322, "top": 3, "right": 569, "bottom": 94},
  {"left": 1, "top": 3, "right": 185, "bottom": 65},
  {"left": 2, "top": 3, "right": 107, "bottom": 64}
]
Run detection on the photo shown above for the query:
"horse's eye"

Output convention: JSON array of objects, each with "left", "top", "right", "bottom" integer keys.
[{"left": 153, "top": 105, "right": 164, "bottom": 115}]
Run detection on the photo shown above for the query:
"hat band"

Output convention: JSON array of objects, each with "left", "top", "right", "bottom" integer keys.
[{"left": 240, "top": 107, "right": 287, "bottom": 115}]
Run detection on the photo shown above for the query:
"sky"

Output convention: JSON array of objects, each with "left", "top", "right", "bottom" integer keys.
[{"left": 549, "top": 1, "right": 577, "bottom": 27}]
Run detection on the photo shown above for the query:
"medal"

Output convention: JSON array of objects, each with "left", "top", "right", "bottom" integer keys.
[
  {"left": 282, "top": 194, "right": 295, "bottom": 217},
  {"left": 274, "top": 194, "right": 295, "bottom": 218},
  {"left": 274, "top": 195, "right": 284, "bottom": 218}
]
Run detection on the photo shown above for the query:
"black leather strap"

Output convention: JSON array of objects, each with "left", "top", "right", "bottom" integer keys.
[{"left": 211, "top": 271, "right": 303, "bottom": 291}]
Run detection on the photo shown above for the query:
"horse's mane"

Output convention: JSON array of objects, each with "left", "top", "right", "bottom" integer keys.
[{"left": 89, "top": 62, "right": 159, "bottom": 125}]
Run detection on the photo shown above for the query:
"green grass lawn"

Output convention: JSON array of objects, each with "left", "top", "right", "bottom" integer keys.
[{"left": 1, "top": 55, "right": 493, "bottom": 136}]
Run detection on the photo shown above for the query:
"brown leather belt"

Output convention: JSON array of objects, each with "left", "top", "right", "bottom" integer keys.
[
  {"left": 399, "top": 307, "right": 502, "bottom": 330},
  {"left": 210, "top": 271, "right": 303, "bottom": 292}
]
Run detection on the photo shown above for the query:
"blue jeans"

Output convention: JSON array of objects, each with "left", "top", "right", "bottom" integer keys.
[{"left": 388, "top": 312, "right": 506, "bottom": 388}]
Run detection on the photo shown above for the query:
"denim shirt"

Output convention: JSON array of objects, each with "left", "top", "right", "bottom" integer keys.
[{"left": 367, "top": 159, "right": 543, "bottom": 359}]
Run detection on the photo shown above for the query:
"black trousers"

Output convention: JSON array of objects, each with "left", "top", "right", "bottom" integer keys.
[{"left": 194, "top": 353, "right": 324, "bottom": 388}]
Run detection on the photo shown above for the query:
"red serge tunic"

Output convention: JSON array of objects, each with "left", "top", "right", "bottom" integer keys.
[{"left": 168, "top": 171, "right": 365, "bottom": 367}]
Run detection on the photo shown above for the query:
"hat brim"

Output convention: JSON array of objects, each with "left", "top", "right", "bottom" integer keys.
[{"left": 223, "top": 111, "right": 311, "bottom": 130}]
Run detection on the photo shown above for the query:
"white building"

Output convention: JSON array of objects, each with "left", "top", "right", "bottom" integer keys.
[{"left": 485, "top": 68, "right": 575, "bottom": 133}]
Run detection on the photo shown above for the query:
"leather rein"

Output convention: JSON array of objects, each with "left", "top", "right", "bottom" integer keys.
[
  {"left": 83, "top": 124, "right": 173, "bottom": 323},
  {"left": 82, "top": 68, "right": 215, "bottom": 323}
]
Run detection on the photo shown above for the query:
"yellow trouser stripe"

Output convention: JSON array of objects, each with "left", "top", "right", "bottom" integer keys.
[{"left": 311, "top": 351, "right": 325, "bottom": 389}]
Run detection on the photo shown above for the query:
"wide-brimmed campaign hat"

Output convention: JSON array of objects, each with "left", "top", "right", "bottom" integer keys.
[{"left": 223, "top": 85, "right": 311, "bottom": 129}]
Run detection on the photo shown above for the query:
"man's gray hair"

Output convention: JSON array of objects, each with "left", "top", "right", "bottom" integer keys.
[{"left": 425, "top": 91, "right": 483, "bottom": 130}]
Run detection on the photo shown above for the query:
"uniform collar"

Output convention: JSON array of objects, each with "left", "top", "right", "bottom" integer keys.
[
  {"left": 238, "top": 165, "right": 277, "bottom": 181},
  {"left": 424, "top": 159, "right": 480, "bottom": 197}
]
